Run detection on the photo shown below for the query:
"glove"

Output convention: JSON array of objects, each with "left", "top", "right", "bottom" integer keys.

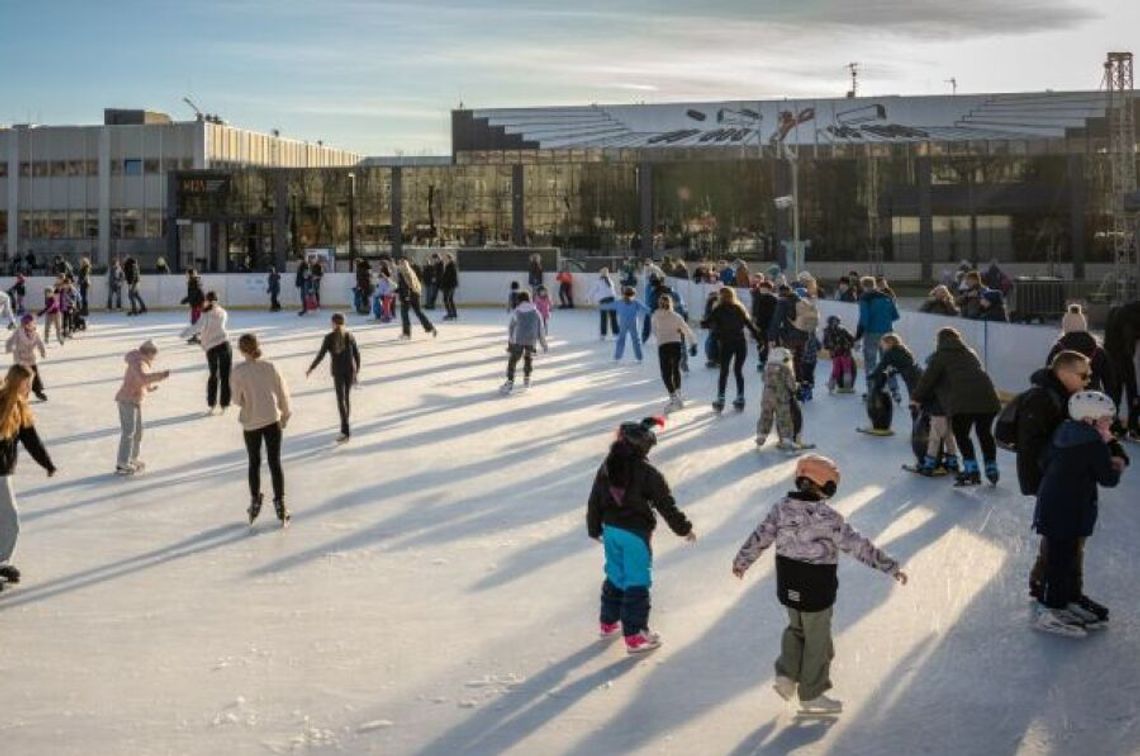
[{"left": 688, "top": 344, "right": 698, "bottom": 357}]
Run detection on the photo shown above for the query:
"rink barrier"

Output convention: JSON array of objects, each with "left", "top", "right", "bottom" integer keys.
[{"left": 8, "top": 273, "right": 1058, "bottom": 394}]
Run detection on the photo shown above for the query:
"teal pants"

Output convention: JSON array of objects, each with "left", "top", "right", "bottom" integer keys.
[{"left": 600, "top": 526, "right": 652, "bottom": 636}]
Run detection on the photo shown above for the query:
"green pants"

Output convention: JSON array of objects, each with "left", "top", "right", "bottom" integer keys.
[{"left": 775, "top": 606, "right": 834, "bottom": 701}]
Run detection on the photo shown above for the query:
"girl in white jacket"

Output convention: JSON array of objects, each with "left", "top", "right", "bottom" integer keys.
[
  {"left": 588, "top": 269, "right": 619, "bottom": 340},
  {"left": 180, "top": 291, "right": 232, "bottom": 415},
  {"left": 5, "top": 315, "right": 47, "bottom": 401}
]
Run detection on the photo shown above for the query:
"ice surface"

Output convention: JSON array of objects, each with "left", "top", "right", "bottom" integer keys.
[{"left": 2, "top": 308, "right": 1138, "bottom": 755}]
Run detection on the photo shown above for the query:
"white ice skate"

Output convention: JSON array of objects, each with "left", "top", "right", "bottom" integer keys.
[
  {"left": 1032, "top": 607, "right": 1088, "bottom": 638},
  {"left": 1065, "top": 603, "right": 1106, "bottom": 630},
  {"left": 499, "top": 380, "right": 514, "bottom": 395},
  {"left": 798, "top": 694, "right": 843, "bottom": 716},
  {"left": 773, "top": 675, "right": 797, "bottom": 701}
]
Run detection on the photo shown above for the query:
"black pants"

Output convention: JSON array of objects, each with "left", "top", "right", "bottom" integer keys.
[
  {"left": 424, "top": 283, "right": 439, "bottom": 309},
  {"left": 312, "top": 280, "right": 322, "bottom": 307},
  {"left": 718, "top": 339, "right": 747, "bottom": 397},
  {"left": 658, "top": 342, "right": 683, "bottom": 394},
  {"left": 559, "top": 282, "right": 574, "bottom": 308},
  {"left": 600, "top": 579, "right": 650, "bottom": 638},
  {"left": 30, "top": 364, "right": 45, "bottom": 397},
  {"left": 1041, "top": 536, "right": 1080, "bottom": 610},
  {"left": 79, "top": 281, "right": 89, "bottom": 316},
  {"left": 442, "top": 287, "right": 457, "bottom": 318},
  {"left": 1031, "top": 537, "right": 1085, "bottom": 600},
  {"left": 506, "top": 345, "right": 533, "bottom": 382},
  {"left": 400, "top": 293, "right": 434, "bottom": 336},
  {"left": 270, "top": 291, "right": 281, "bottom": 311},
  {"left": 244, "top": 422, "right": 284, "bottom": 500},
  {"left": 950, "top": 412, "right": 997, "bottom": 463},
  {"left": 598, "top": 298, "right": 619, "bottom": 336},
  {"left": 206, "top": 342, "right": 233, "bottom": 408},
  {"left": 333, "top": 370, "right": 352, "bottom": 436},
  {"left": 128, "top": 284, "right": 145, "bottom": 314}
]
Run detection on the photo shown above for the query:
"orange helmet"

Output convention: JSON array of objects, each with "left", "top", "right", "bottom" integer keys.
[{"left": 794, "top": 454, "right": 841, "bottom": 496}]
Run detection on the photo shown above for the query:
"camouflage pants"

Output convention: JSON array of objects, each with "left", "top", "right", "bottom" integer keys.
[{"left": 757, "top": 390, "right": 798, "bottom": 441}]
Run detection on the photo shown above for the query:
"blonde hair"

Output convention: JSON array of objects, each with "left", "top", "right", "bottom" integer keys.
[
  {"left": 397, "top": 259, "right": 422, "bottom": 295},
  {"left": 0, "top": 365, "right": 34, "bottom": 440},
  {"left": 880, "top": 332, "right": 903, "bottom": 349}
]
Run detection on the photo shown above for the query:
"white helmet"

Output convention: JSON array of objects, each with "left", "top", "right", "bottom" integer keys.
[
  {"left": 1068, "top": 391, "right": 1116, "bottom": 423},
  {"left": 769, "top": 347, "right": 792, "bottom": 364}
]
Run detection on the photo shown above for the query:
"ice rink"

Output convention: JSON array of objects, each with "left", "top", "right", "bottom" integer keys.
[{"left": 2, "top": 306, "right": 1138, "bottom": 756}]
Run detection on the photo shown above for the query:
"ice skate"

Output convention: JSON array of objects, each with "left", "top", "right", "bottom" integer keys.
[
  {"left": 712, "top": 395, "right": 725, "bottom": 413},
  {"left": 274, "top": 498, "right": 291, "bottom": 527},
  {"left": 0, "top": 564, "right": 22, "bottom": 584},
  {"left": 624, "top": 629, "right": 661, "bottom": 655},
  {"left": 1066, "top": 602, "right": 1107, "bottom": 630},
  {"left": 732, "top": 395, "right": 746, "bottom": 411},
  {"left": 984, "top": 461, "right": 1000, "bottom": 486},
  {"left": 599, "top": 622, "right": 621, "bottom": 640},
  {"left": 522, "top": 376, "right": 531, "bottom": 390},
  {"left": 1033, "top": 606, "right": 1087, "bottom": 638},
  {"left": 499, "top": 380, "right": 514, "bottom": 395},
  {"left": 131, "top": 461, "right": 146, "bottom": 473},
  {"left": 335, "top": 434, "right": 350, "bottom": 444},
  {"left": 1077, "top": 595, "right": 1109, "bottom": 623},
  {"left": 775, "top": 439, "right": 797, "bottom": 452},
  {"left": 115, "top": 465, "right": 136, "bottom": 476},
  {"left": 798, "top": 694, "right": 843, "bottom": 716},
  {"left": 248, "top": 493, "right": 263, "bottom": 525},
  {"left": 755, "top": 434, "right": 768, "bottom": 448},
  {"left": 773, "top": 675, "right": 797, "bottom": 701}
]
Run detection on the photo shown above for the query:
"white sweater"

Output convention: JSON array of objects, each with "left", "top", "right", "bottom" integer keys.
[
  {"left": 229, "top": 359, "right": 292, "bottom": 431},
  {"left": 181, "top": 305, "right": 229, "bottom": 351}
]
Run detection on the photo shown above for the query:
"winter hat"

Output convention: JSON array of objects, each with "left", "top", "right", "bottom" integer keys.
[
  {"left": 1068, "top": 391, "right": 1116, "bottom": 423},
  {"left": 20, "top": 314, "right": 34, "bottom": 325},
  {"left": 795, "top": 454, "right": 841, "bottom": 497},
  {"left": 1061, "top": 304, "right": 1088, "bottom": 335},
  {"left": 139, "top": 340, "right": 158, "bottom": 355},
  {"left": 617, "top": 416, "right": 665, "bottom": 455},
  {"left": 827, "top": 314, "right": 840, "bottom": 326},
  {"left": 769, "top": 346, "right": 793, "bottom": 365}
]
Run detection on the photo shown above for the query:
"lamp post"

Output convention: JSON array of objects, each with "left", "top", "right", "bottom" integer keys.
[{"left": 347, "top": 172, "right": 357, "bottom": 269}]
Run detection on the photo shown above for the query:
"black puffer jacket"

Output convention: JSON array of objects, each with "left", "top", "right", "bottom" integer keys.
[
  {"left": 0, "top": 425, "right": 55, "bottom": 477},
  {"left": 868, "top": 344, "right": 923, "bottom": 394},
  {"left": 586, "top": 456, "right": 692, "bottom": 541},
  {"left": 702, "top": 302, "right": 761, "bottom": 344},
  {"left": 1015, "top": 368, "right": 1070, "bottom": 496},
  {"left": 911, "top": 332, "right": 1001, "bottom": 416}
]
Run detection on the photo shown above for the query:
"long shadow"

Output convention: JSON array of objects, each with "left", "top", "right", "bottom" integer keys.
[
  {"left": 727, "top": 717, "right": 835, "bottom": 756},
  {"left": 47, "top": 411, "right": 202, "bottom": 447},
  {"left": 0, "top": 523, "right": 250, "bottom": 611},
  {"left": 413, "top": 644, "right": 640, "bottom": 756}
]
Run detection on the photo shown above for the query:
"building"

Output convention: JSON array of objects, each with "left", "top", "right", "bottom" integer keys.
[{"left": 1, "top": 109, "right": 359, "bottom": 270}]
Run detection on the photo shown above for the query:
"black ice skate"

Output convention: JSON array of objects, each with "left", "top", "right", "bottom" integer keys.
[
  {"left": 274, "top": 498, "right": 291, "bottom": 527},
  {"left": 248, "top": 493, "right": 263, "bottom": 525}
]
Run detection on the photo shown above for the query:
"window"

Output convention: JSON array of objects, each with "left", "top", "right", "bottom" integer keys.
[
  {"left": 124, "top": 159, "right": 143, "bottom": 176},
  {"left": 33, "top": 162, "right": 49, "bottom": 177},
  {"left": 66, "top": 160, "right": 84, "bottom": 176},
  {"left": 111, "top": 160, "right": 123, "bottom": 176},
  {"left": 0, "top": 162, "right": 6, "bottom": 178},
  {"left": 68, "top": 211, "right": 85, "bottom": 239},
  {"left": 145, "top": 211, "right": 164, "bottom": 239},
  {"left": 122, "top": 209, "right": 140, "bottom": 238},
  {"left": 85, "top": 212, "right": 98, "bottom": 239},
  {"left": 163, "top": 157, "right": 181, "bottom": 173},
  {"left": 181, "top": 158, "right": 194, "bottom": 170},
  {"left": 85, "top": 160, "right": 98, "bottom": 176},
  {"left": 144, "top": 158, "right": 160, "bottom": 175},
  {"left": 51, "top": 161, "right": 68, "bottom": 177},
  {"left": 19, "top": 162, "right": 31, "bottom": 177}
]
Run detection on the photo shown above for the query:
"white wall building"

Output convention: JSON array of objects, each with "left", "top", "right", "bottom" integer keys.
[{"left": 0, "top": 109, "right": 360, "bottom": 270}]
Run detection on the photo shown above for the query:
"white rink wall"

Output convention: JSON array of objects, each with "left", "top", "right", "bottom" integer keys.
[{"left": 10, "top": 272, "right": 1061, "bottom": 393}]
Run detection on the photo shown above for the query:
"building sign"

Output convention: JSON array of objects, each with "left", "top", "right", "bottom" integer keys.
[
  {"left": 175, "top": 171, "right": 233, "bottom": 220},
  {"left": 179, "top": 173, "right": 230, "bottom": 196}
]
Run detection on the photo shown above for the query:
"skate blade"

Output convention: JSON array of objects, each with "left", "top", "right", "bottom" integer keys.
[{"left": 795, "top": 709, "right": 841, "bottom": 719}]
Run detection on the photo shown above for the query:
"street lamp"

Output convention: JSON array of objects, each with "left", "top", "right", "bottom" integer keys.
[{"left": 347, "top": 172, "right": 357, "bottom": 267}]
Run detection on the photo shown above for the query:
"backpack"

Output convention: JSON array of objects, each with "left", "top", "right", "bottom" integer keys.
[{"left": 994, "top": 386, "right": 1063, "bottom": 452}]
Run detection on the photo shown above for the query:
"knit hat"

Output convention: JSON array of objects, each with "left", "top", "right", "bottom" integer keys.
[
  {"left": 139, "top": 340, "right": 158, "bottom": 355},
  {"left": 1061, "top": 304, "right": 1088, "bottom": 335},
  {"left": 1068, "top": 391, "right": 1116, "bottom": 423},
  {"left": 617, "top": 416, "right": 665, "bottom": 455},
  {"left": 20, "top": 314, "right": 34, "bottom": 325}
]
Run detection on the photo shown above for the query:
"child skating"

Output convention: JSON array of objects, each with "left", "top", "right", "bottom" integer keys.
[
  {"left": 586, "top": 417, "right": 696, "bottom": 654},
  {"left": 533, "top": 285, "right": 553, "bottom": 333},
  {"left": 113, "top": 340, "right": 171, "bottom": 475},
  {"left": 732, "top": 454, "right": 907, "bottom": 715},
  {"left": 6, "top": 315, "right": 48, "bottom": 401},
  {"left": 822, "top": 315, "right": 856, "bottom": 394},
  {"left": 600, "top": 287, "right": 652, "bottom": 362},
  {"left": 756, "top": 347, "right": 812, "bottom": 452},
  {"left": 501, "top": 291, "right": 548, "bottom": 394}
]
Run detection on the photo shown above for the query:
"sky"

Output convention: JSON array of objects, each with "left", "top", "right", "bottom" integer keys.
[{"left": 1, "top": 0, "right": 1137, "bottom": 155}]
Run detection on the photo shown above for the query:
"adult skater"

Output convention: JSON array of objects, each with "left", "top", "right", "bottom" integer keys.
[
  {"left": 423, "top": 253, "right": 443, "bottom": 310},
  {"left": 113, "top": 340, "right": 170, "bottom": 475},
  {"left": 0, "top": 364, "right": 57, "bottom": 591},
  {"left": 181, "top": 291, "right": 232, "bottom": 415},
  {"left": 306, "top": 313, "right": 361, "bottom": 443},
  {"left": 123, "top": 256, "right": 146, "bottom": 316},
  {"left": 911, "top": 327, "right": 1001, "bottom": 486},
  {"left": 0, "top": 286, "right": 16, "bottom": 330},
  {"left": 354, "top": 259, "right": 373, "bottom": 315},
  {"left": 107, "top": 257, "right": 124, "bottom": 311},
  {"left": 555, "top": 264, "right": 575, "bottom": 309},
  {"left": 230, "top": 333, "right": 292, "bottom": 526},
  {"left": 1103, "top": 301, "right": 1140, "bottom": 438},
  {"left": 267, "top": 266, "right": 282, "bottom": 312},
  {"left": 732, "top": 454, "right": 906, "bottom": 715},
  {"left": 853, "top": 276, "right": 899, "bottom": 390},
  {"left": 181, "top": 269, "right": 206, "bottom": 331},
  {"left": 395, "top": 259, "right": 437, "bottom": 340},
  {"left": 295, "top": 257, "right": 313, "bottom": 316},
  {"left": 440, "top": 253, "right": 459, "bottom": 321},
  {"left": 527, "top": 253, "right": 544, "bottom": 295},
  {"left": 651, "top": 294, "right": 698, "bottom": 412},
  {"left": 750, "top": 278, "right": 778, "bottom": 369},
  {"left": 586, "top": 417, "right": 696, "bottom": 654},
  {"left": 6, "top": 315, "right": 47, "bottom": 401},
  {"left": 1045, "top": 305, "right": 1115, "bottom": 398},
  {"left": 500, "top": 291, "right": 548, "bottom": 394},
  {"left": 701, "top": 286, "right": 762, "bottom": 412},
  {"left": 587, "top": 268, "right": 619, "bottom": 339},
  {"left": 77, "top": 257, "right": 92, "bottom": 317}
]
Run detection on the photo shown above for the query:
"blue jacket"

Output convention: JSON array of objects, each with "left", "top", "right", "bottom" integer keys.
[
  {"left": 1033, "top": 420, "right": 1120, "bottom": 539},
  {"left": 855, "top": 290, "right": 899, "bottom": 339},
  {"left": 719, "top": 268, "right": 736, "bottom": 286},
  {"left": 601, "top": 298, "right": 652, "bottom": 329}
]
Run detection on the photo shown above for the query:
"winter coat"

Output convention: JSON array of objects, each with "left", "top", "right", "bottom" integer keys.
[
  {"left": 763, "top": 359, "right": 798, "bottom": 402},
  {"left": 38, "top": 295, "right": 61, "bottom": 316},
  {"left": 295, "top": 263, "right": 310, "bottom": 289},
  {"left": 534, "top": 295, "right": 553, "bottom": 322},
  {"left": 822, "top": 323, "right": 854, "bottom": 357},
  {"left": 114, "top": 349, "right": 169, "bottom": 404},
  {"left": 0, "top": 423, "right": 55, "bottom": 477},
  {"left": 1033, "top": 420, "right": 1121, "bottom": 539},
  {"left": 183, "top": 279, "right": 205, "bottom": 308},
  {"left": 920, "top": 297, "right": 960, "bottom": 317},
  {"left": 309, "top": 331, "right": 361, "bottom": 377},
  {"left": 440, "top": 262, "right": 459, "bottom": 290},
  {"left": 600, "top": 298, "right": 651, "bottom": 330},
  {"left": 586, "top": 456, "right": 692, "bottom": 541},
  {"left": 527, "top": 262, "right": 543, "bottom": 288},
  {"left": 854, "top": 290, "right": 899, "bottom": 340},
  {"left": 868, "top": 344, "right": 923, "bottom": 394},
  {"left": 651, "top": 310, "right": 697, "bottom": 346},
  {"left": 6, "top": 328, "right": 46, "bottom": 366},
  {"left": 588, "top": 277, "right": 617, "bottom": 303},
  {"left": 732, "top": 491, "right": 900, "bottom": 612},
  {"left": 107, "top": 266, "right": 124, "bottom": 288},
  {"left": 750, "top": 290, "right": 779, "bottom": 335},
  {"left": 791, "top": 298, "right": 820, "bottom": 333},
  {"left": 702, "top": 302, "right": 761, "bottom": 344},
  {"left": 424, "top": 261, "right": 442, "bottom": 286},
  {"left": 0, "top": 292, "right": 13, "bottom": 326},
  {"left": 911, "top": 334, "right": 1001, "bottom": 416},
  {"left": 1045, "top": 331, "right": 1116, "bottom": 397},
  {"left": 181, "top": 305, "right": 229, "bottom": 352},
  {"left": 834, "top": 286, "right": 858, "bottom": 303},
  {"left": 267, "top": 271, "right": 281, "bottom": 295},
  {"left": 1015, "top": 368, "right": 1071, "bottom": 496},
  {"left": 509, "top": 303, "right": 548, "bottom": 351},
  {"left": 123, "top": 259, "right": 140, "bottom": 286},
  {"left": 230, "top": 359, "right": 292, "bottom": 432}
]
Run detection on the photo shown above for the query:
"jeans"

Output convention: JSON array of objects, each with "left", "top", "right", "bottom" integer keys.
[
  {"left": 333, "top": 370, "right": 352, "bottom": 436},
  {"left": 950, "top": 412, "right": 997, "bottom": 464},
  {"left": 399, "top": 292, "right": 435, "bottom": 337},
  {"left": 718, "top": 339, "right": 747, "bottom": 397},
  {"left": 775, "top": 606, "right": 835, "bottom": 701},
  {"left": 243, "top": 422, "right": 284, "bottom": 500},
  {"left": 128, "top": 284, "right": 145, "bottom": 314},
  {"left": 614, "top": 324, "right": 642, "bottom": 360},
  {"left": 116, "top": 400, "right": 143, "bottom": 468},
  {"left": 442, "top": 287, "right": 457, "bottom": 318},
  {"left": 107, "top": 285, "right": 122, "bottom": 310},
  {"left": 862, "top": 332, "right": 884, "bottom": 389},
  {"left": 558, "top": 282, "right": 573, "bottom": 308},
  {"left": 506, "top": 345, "right": 533, "bottom": 382},
  {"left": 658, "top": 342, "right": 683, "bottom": 394},
  {"left": 598, "top": 298, "right": 619, "bottom": 336},
  {"left": 79, "top": 281, "right": 90, "bottom": 316},
  {"left": 206, "top": 342, "right": 233, "bottom": 409},
  {"left": 424, "top": 283, "right": 439, "bottom": 309}
]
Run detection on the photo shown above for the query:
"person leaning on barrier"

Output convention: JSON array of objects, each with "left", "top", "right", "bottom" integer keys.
[{"left": 920, "top": 285, "right": 960, "bottom": 317}]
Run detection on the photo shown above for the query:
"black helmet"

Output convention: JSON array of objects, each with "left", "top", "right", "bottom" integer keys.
[{"left": 616, "top": 416, "right": 665, "bottom": 455}]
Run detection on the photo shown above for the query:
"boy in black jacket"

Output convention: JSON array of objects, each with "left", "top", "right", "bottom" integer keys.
[{"left": 587, "top": 417, "right": 696, "bottom": 654}]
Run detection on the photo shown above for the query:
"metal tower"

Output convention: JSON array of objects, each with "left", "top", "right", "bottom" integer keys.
[{"left": 1104, "top": 52, "right": 1137, "bottom": 302}]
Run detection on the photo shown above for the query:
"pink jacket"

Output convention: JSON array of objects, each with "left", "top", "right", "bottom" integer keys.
[
  {"left": 114, "top": 350, "right": 168, "bottom": 404},
  {"left": 534, "top": 295, "right": 552, "bottom": 321}
]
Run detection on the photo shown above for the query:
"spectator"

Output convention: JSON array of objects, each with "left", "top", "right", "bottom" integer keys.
[
  {"left": 853, "top": 276, "right": 900, "bottom": 390},
  {"left": 920, "top": 285, "right": 960, "bottom": 317}
]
